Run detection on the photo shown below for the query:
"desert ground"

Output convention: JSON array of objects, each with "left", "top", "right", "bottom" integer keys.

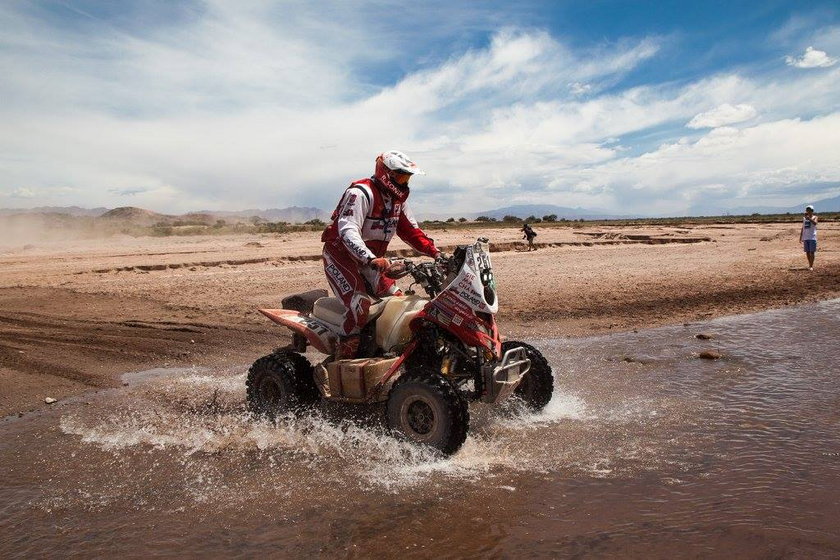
[{"left": 1, "top": 221, "right": 838, "bottom": 417}]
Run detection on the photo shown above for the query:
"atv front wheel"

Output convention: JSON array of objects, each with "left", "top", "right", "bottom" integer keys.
[
  {"left": 503, "top": 341, "right": 554, "bottom": 411},
  {"left": 246, "top": 351, "right": 320, "bottom": 417},
  {"left": 386, "top": 371, "right": 469, "bottom": 455}
]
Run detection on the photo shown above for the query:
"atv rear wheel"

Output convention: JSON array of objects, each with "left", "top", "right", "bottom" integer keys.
[
  {"left": 386, "top": 371, "right": 469, "bottom": 455},
  {"left": 503, "top": 341, "right": 553, "bottom": 411},
  {"left": 246, "top": 351, "right": 320, "bottom": 417}
]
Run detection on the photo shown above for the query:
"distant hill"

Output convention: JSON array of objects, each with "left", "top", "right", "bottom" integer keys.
[
  {"left": 202, "top": 206, "right": 329, "bottom": 223},
  {"left": 463, "top": 204, "right": 632, "bottom": 221},
  {"left": 0, "top": 205, "right": 330, "bottom": 224},
  {"left": 689, "top": 193, "right": 840, "bottom": 216},
  {"left": 98, "top": 206, "right": 170, "bottom": 226}
]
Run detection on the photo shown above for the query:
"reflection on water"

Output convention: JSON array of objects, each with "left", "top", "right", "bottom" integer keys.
[{"left": 2, "top": 300, "right": 840, "bottom": 558}]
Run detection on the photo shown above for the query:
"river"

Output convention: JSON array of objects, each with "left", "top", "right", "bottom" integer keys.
[{"left": 2, "top": 300, "right": 839, "bottom": 558}]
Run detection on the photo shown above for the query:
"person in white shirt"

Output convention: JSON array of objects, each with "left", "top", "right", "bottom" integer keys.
[{"left": 799, "top": 205, "right": 818, "bottom": 270}]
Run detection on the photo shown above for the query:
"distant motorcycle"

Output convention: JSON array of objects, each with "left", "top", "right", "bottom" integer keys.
[{"left": 247, "top": 237, "right": 553, "bottom": 455}]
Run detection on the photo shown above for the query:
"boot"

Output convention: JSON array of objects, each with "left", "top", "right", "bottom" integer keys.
[{"left": 335, "top": 335, "right": 360, "bottom": 360}]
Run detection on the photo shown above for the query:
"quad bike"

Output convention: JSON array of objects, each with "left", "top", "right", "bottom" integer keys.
[{"left": 246, "top": 237, "right": 553, "bottom": 455}]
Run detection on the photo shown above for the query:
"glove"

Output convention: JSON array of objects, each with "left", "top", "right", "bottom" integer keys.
[{"left": 369, "top": 257, "right": 389, "bottom": 271}]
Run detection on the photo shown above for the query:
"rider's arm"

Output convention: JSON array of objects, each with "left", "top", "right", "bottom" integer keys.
[
  {"left": 396, "top": 200, "right": 440, "bottom": 258},
  {"left": 336, "top": 186, "right": 377, "bottom": 263}
]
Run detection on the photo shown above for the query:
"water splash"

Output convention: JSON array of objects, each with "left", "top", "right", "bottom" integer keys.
[{"left": 58, "top": 363, "right": 605, "bottom": 495}]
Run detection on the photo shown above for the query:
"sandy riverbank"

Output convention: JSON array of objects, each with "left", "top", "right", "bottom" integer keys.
[{"left": 2, "top": 222, "right": 838, "bottom": 416}]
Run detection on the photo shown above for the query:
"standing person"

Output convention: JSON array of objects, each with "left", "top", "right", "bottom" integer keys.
[
  {"left": 321, "top": 150, "right": 441, "bottom": 358},
  {"left": 522, "top": 223, "right": 537, "bottom": 251},
  {"left": 800, "top": 205, "right": 818, "bottom": 270}
]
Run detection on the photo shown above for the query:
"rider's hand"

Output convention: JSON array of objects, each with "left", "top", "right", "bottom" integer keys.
[
  {"left": 434, "top": 252, "right": 449, "bottom": 264},
  {"left": 369, "top": 257, "right": 389, "bottom": 271}
]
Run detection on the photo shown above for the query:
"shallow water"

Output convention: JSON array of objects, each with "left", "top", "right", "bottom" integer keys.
[{"left": 2, "top": 300, "right": 839, "bottom": 558}]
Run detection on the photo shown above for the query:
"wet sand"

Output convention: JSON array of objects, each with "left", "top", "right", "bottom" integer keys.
[{"left": 2, "top": 222, "right": 839, "bottom": 417}]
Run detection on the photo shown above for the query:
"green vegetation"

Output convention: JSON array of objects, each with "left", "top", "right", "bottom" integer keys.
[
  {"left": 4, "top": 210, "right": 836, "bottom": 242},
  {"left": 417, "top": 211, "right": 838, "bottom": 230}
]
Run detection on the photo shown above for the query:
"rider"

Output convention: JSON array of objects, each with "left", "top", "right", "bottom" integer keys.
[{"left": 321, "top": 150, "right": 441, "bottom": 358}]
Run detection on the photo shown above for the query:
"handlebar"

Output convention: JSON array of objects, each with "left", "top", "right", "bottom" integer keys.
[{"left": 382, "top": 255, "right": 452, "bottom": 297}]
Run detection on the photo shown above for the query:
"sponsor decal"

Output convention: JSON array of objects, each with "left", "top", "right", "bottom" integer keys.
[
  {"left": 326, "top": 262, "right": 352, "bottom": 295},
  {"left": 458, "top": 288, "right": 484, "bottom": 308},
  {"left": 345, "top": 240, "right": 370, "bottom": 260},
  {"left": 294, "top": 315, "right": 333, "bottom": 337},
  {"left": 427, "top": 306, "right": 450, "bottom": 325},
  {"left": 342, "top": 208, "right": 354, "bottom": 217},
  {"left": 457, "top": 272, "right": 476, "bottom": 291},
  {"left": 370, "top": 216, "right": 399, "bottom": 234}
]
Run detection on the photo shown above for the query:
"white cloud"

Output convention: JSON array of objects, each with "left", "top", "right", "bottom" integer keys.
[
  {"left": 561, "top": 114, "right": 840, "bottom": 215},
  {"left": 569, "top": 82, "right": 592, "bottom": 96},
  {"left": 1, "top": 4, "right": 839, "bottom": 217},
  {"left": 786, "top": 46, "right": 838, "bottom": 68},
  {"left": 686, "top": 103, "right": 758, "bottom": 129},
  {"left": 11, "top": 187, "right": 36, "bottom": 198}
]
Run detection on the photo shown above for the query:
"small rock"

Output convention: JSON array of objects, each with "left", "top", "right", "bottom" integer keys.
[
  {"left": 44, "top": 397, "right": 57, "bottom": 404},
  {"left": 622, "top": 355, "right": 653, "bottom": 364},
  {"left": 695, "top": 333, "right": 714, "bottom": 340},
  {"left": 698, "top": 351, "right": 722, "bottom": 360}
]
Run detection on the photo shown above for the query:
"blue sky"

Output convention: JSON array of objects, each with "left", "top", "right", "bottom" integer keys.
[{"left": 1, "top": 1, "right": 839, "bottom": 216}]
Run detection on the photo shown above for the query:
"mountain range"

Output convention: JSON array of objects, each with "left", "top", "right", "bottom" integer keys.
[
  {"left": 2, "top": 193, "right": 837, "bottom": 223},
  {"left": 0, "top": 205, "right": 329, "bottom": 223},
  {"left": 687, "top": 194, "right": 840, "bottom": 217}
]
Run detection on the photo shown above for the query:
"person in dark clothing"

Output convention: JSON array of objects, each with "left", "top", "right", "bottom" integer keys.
[{"left": 522, "top": 223, "right": 537, "bottom": 251}]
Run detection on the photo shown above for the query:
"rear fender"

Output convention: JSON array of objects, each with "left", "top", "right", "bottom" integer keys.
[{"left": 258, "top": 309, "right": 337, "bottom": 354}]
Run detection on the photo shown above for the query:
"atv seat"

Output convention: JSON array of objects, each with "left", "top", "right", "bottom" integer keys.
[{"left": 312, "top": 296, "right": 388, "bottom": 328}]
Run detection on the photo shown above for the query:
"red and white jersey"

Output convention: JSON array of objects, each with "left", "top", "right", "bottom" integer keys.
[{"left": 321, "top": 178, "right": 439, "bottom": 263}]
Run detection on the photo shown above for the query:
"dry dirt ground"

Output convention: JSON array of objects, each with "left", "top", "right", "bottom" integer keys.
[{"left": 2, "top": 222, "right": 838, "bottom": 416}]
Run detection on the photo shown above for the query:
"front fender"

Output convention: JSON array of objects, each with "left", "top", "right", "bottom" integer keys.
[{"left": 258, "top": 309, "right": 337, "bottom": 354}]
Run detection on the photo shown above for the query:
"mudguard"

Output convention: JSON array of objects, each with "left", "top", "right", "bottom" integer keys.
[{"left": 258, "top": 309, "right": 337, "bottom": 354}]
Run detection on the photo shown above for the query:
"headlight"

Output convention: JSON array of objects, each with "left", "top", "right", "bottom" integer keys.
[{"left": 483, "top": 285, "right": 496, "bottom": 306}]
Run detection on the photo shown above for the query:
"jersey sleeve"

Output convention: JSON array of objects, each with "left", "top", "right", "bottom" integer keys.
[
  {"left": 336, "top": 186, "right": 376, "bottom": 263},
  {"left": 397, "top": 200, "right": 439, "bottom": 258}
]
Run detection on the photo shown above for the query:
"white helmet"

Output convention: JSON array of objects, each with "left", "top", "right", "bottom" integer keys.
[{"left": 377, "top": 150, "right": 425, "bottom": 176}]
